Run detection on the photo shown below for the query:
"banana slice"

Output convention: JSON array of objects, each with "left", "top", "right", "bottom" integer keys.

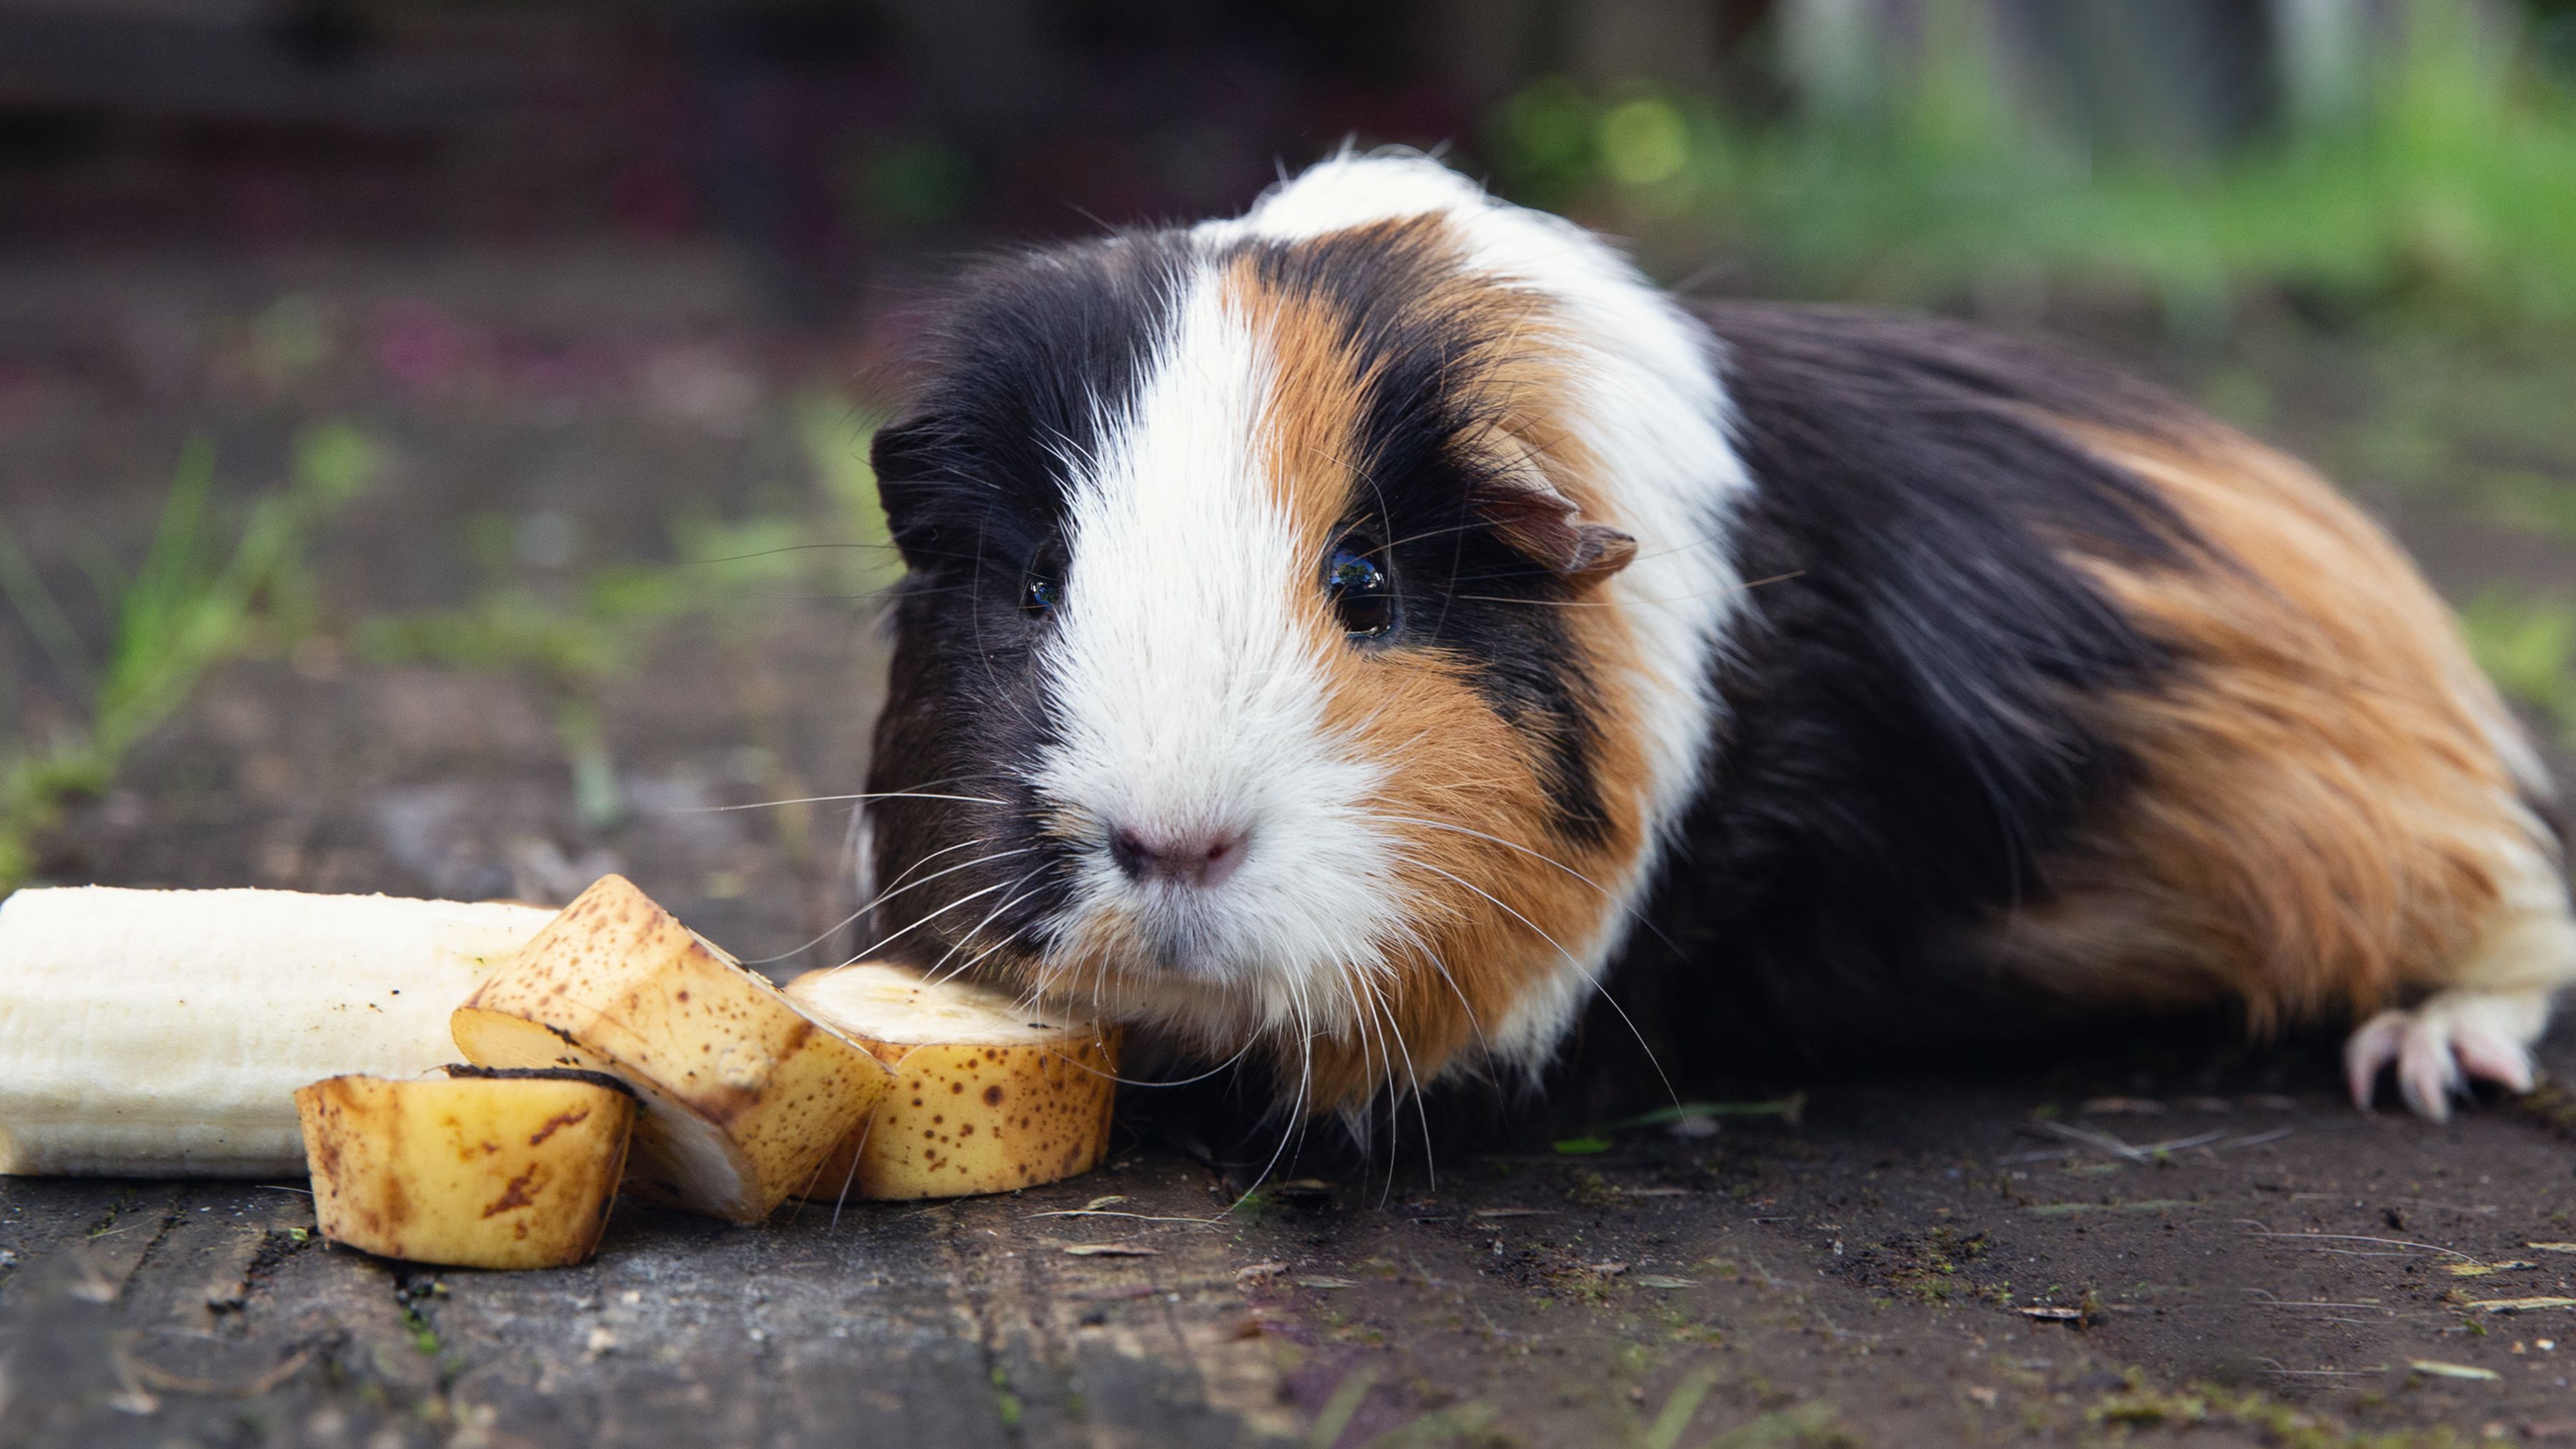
[
  {"left": 451, "top": 875, "right": 893, "bottom": 1224},
  {"left": 0, "top": 887, "right": 557, "bottom": 1177},
  {"left": 783, "top": 962, "right": 1119, "bottom": 1201},
  {"left": 298, "top": 1066, "right": 636, "bottom": 1270}
]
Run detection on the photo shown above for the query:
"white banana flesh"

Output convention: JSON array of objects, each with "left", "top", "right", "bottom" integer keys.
[{"left": 0, "top": 887, "right": 557, "bottom": 1176}]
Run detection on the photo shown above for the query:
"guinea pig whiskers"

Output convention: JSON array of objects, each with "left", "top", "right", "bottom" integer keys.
[
  {"left": 701, "top": 788, "right": 1009, "bottom": 813},
  {"left": 928, "top": 866, "right": 1045, "bottom": 965},
  {"left": 843, "top": 872, "right": 1044, "bottom": 967},
  {"left": 682, "top": 540, "right": 904, "bottom": 567},
  {"left": 854, "top": 841, "right": 1036, "bottom": 918},
  {"left": 932, "top": 918, "right": 1042, "bottom": 994},
  {"left": 1369, "top": 811, "right": 1689, "bottom": 961},
  {"left": 1445, "top": 569, "right": 1808, "bottom": 610},
  {"left": 1345, "top": 970, "right": 1394, "bottom": 1184},
  {"left": 1354, "top": 968, "right": 1437, "bottom": 1197},
  {"left": 1232, "top": 977, "right": 1320, "bottom": 1216},
  {"left": 920, "top": 867, "right": 1057, "bottom": 987},
  {"left": 1372, "top": 814, "right": 1610, "bottom": 895},
  {"left": 1397, "top": 853, "right": 1682, "bottom": 1113},
  {"left": 744, "top": 839, "right": 1028, "bottom": 967},
  {"left": 1420, "top": 951, "right": 1488, "bottom": 1051},
  {"left": 1358, "top": 861, "right": 1491, "bottom": 1051},
  {"left": 1342, "top": 517, "right": 1492, "bottom": 563},
  {"left": 1017, "top": 1010, "right": 1259, "bottom": 1090},
  {"left": 747, "top": 834, "right": 992, "bottom": 965}
]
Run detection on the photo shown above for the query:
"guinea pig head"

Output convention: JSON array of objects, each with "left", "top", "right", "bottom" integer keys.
[{"left": 859, "top": 155, "right": 1736, "bottom": 1114}]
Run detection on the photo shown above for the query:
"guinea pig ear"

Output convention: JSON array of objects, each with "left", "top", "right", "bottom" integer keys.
[
  {"left": 867, "top": 415, "right": 945, "bottom": 547},
  {"left": 867, "top": 414, "right": 932, "bottom": 484},
  {"left": 1468, "top": 478, "right": 1638, "bottom": 590}
]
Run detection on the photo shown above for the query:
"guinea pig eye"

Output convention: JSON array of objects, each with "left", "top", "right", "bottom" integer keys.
[
  {"left": 1020, "top": 571, "right": 1063, "bottom": 616},
  {"left": 1323, "top": 540, "right": 1395, "bottom": 639}
]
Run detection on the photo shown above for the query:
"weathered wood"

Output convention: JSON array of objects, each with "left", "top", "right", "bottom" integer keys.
[{"left": 9, "top": 1049, "right": 2576, "bottom": 1446}]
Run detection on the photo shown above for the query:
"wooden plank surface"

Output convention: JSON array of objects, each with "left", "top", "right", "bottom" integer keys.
[{"left": 9, "top": 1053, "right": 2576, "bottom": 1446}]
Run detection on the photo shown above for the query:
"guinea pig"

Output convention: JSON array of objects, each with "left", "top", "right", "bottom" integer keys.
[{"left": 854, "top": 149, "right": 2576, "bottom": 1127}]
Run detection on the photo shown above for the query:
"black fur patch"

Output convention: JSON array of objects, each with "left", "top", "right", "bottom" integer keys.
[
  {"left": 863, "top": 235, "right": 1193, "bottom": 967},
  {"left": 1597, "top": 304, "right": 2207, "bottom": 1075},
  {"left": 872, "top": 238, "right": 1192, "bottom": 573}
]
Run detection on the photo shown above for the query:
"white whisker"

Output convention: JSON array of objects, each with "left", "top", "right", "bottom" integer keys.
[
  {"left": 922, "top": 867, "right": 1056, "bottom": 985},
  {"left": 703, "top": 789, "right": 1008, "bottom": 812},
  {"left": 1397, "top": 854, "right": 1680, "bottom": 1111},
  {"left": 841, "top": 874, "right": 1035, "bottom": 965},
  {"left": 746, "top": 841, "right": 1028, "bottom": 965},
  {"left": 1365, "top": 811, "right": 1689, "bottom": 960}
]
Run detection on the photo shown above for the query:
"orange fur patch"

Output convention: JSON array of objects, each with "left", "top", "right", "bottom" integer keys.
[
  {"left": 1196, "top": 222, "right": 1655, "bottom": 1109},
  {"left": 1999, "top": 418, "right": 2542, "bottom": 1030}
]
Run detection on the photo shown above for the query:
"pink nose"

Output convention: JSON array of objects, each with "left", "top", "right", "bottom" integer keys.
[{"left": 1108, "top": 826, "right": 1247, "bottom": 889}]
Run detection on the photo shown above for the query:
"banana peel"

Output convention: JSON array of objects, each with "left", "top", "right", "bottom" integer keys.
[
  {"left": 297, "top": 1066, "right": 635, "bottom": 1270},
  {"left": 452, "top": 875, "right": 892, "bottom": 1223}
]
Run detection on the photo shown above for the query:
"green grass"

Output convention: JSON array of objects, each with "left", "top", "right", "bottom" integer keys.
[
  {"left": 0, "top": 389, "right": 892, "bottom": 879},
  {"left": 0, "top": 424, "right": 379, "bottom": 889}
]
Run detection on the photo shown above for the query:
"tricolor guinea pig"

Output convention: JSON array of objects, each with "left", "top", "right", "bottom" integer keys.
[{"left": 856, "top": 150, "right": 2575, "bottom": 1126}]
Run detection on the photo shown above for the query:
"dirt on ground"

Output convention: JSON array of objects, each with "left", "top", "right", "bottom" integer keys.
[{"left": 4, "top": 251, "right": 2576, "bottom": 1448}]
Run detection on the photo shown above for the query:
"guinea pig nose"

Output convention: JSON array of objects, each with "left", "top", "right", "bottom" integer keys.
[{"left": 1108, "top": 825, "right": 1249, "bottom": 889}]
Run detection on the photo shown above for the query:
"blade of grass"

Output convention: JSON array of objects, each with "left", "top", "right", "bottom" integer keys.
[
  {"left": 0, "top": 509, "right": 93, "bottom": 691},
  {"left": 0, "top": 424, "right": 377, "bottom": 890},
  {"left": 1604, "top": 1096, "right": 1807, "bottom": 1131},
  {"left": 117, "top": 436, "right": 215, "bottom": 661}
]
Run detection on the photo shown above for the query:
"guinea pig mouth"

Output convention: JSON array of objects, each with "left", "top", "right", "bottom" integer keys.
[
  {"left": 1106, "top": 910, "right": 1231, "bottom": 977},
  {"left": 1055, "top": 885, "right": 1247, "bottom": 982}
]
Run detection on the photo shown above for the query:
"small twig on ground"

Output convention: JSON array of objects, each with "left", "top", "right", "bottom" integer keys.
[
  {"left": 2031, "top": 1119, "right": 2149, "bottom": 1163},
  {"left": 2386, "top": 1196, "right": 2501, "bottom": 1216},
  {"left": 2032, "top": 1120, "right": 2231, "bottom": 1162},
  {"left": 2253, "top": 1359, "right": 2387, "bottom": 1377},
  {"left": 1023, "top": 1209, "right": 1223, "bottom": 1226},
  {"left": 124, "top": 1349, "right": 313, "bottom": 1399},
  {"left": 2243, "top": 1229, "right": 2483, "bottom": 1263},
  {"left": 2246, "top": 1292, "right": 2396, "bottom": 1314}
]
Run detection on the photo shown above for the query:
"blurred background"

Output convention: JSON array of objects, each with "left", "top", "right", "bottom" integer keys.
[{"left": 4, "top": 0, "right": 2575, "bottom": 967}]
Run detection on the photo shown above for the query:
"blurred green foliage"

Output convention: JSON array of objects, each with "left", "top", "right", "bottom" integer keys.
[
  {"left": 2464, "top": 591, "right": 2576, "bottom": 743},
  {"left": 1486, "top": 0, "right": 2576, "bottom": 336},
  {"left": 0, "top": 424, "right": 381, "bottom": 889},
  {"left": 1489, "top": 0, "right": 2576, "bottom": 745}
]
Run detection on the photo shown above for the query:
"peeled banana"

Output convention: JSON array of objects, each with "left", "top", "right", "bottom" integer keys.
[{"left": 0, "top": 887, "right": 557, "bottom": 1176}]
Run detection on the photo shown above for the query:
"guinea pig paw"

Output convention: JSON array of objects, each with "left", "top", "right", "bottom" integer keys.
[{"left": 2343, "top": 997, "right": 2539, "bottom": 1122}]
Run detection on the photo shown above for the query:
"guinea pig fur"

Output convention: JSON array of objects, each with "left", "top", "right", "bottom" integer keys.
[{"left": 857, "top": 150, "right": 2576, "bottom": 1128}]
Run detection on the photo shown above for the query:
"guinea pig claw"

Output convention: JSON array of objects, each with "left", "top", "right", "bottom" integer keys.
[
  {"left": 2343, "top": 997, "right": 2540, "bottom": 1121},
  {"left": 2452, "top": 1026, "right": 2538, "bottom": 1096},
  {"left": 2342, "top": 1010, "right": 2409, "bottom": 1113},
  {"left": 2394, "top": 1022, "right": 2464, "bottom": 1123}
]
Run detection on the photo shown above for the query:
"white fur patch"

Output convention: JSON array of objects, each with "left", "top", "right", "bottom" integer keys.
[{"left": 1028, "top": 264, "right": 1415, "bottom": 1047}]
